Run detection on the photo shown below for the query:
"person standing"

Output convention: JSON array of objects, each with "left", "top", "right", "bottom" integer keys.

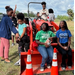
[
  {"left": 11, "top": 5, "right": 18, "bottom": 46},
  {"left": 39, "top": 2, "right": 49, "bottom": 20},
  {"left": 0, "top": 6, "right": 19, "bottom": 63}
]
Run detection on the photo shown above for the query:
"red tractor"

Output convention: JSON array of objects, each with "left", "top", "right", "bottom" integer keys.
[{"left": 21, "top": 2, "right": 74, "bottom": 75}]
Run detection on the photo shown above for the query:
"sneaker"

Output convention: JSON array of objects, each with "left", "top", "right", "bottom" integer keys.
[
  {"left": 14, "top": 59, "right": 20, "bottom": 66},
  {"left": 62, "top": 67, "right": 65, "bottom": 70},
  {"left": 47, "top": 65, "right": 51, "bottom": 69},
  {"left": 40, "top": 67, "right": 44, "bottom": 71},
  {"left": 68, "top": 66, "right": 72, "bottom": 69},
  {"left": 12, "top": 43, "right": 15, "bottom": 46}
]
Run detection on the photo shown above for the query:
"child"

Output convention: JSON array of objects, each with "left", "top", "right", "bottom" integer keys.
[
  {"left": 24, "top": 18, "right": 30, "bottom": 36},
  {"left": 35, "top": 23, "right": 56, "bottom": 71},
  {"left": 47, "top": 8, "right": 55, "bottom": 22},
  {"left": 39, "top": 2, "right": 49, "bottom": 20},
  {"left": 17, "top": 13, "right": 27, "bottom": 57},
  {"left": 24, "top": 18, "right": 30, "bottom": 51},
  {"left": 11, "top": 5, "right": 18, "bottom": 46},
  {"left": 5, "top": 5, "right": 18, "bottom": 46},
  {"left": 36, "top": 12, "right": 41, "bottom": 20},
  {"left": 56, "top": 20, "right": 72, "bottom": 70},
  {"left": 0, "top": 6, "right": 19, "bottom": 63}
]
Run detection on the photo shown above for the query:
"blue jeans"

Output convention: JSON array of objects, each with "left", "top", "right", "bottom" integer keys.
[{"left": 38, "top": 45, "right": 53, "bottom": 67}]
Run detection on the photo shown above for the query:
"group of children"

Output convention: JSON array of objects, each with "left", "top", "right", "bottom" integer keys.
[
  {"left": 36, "top": 1, "right": 55, "bottom": 21},
  {"left": 0, "top": 3, "right": 72, "bottom": 71},
  {"left": 0, "top": 6, "right": 30, "bottom": 63},
  {"left": 36, "top": 8, "right": 55, "bottom": 22},
  {"left": 35, "top": 20, "right": 72, "bottom": 71}
]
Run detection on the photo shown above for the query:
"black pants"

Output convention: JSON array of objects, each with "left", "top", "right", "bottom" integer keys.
[
  {"left": 18, "top": 35, "right": 30, "bottom": 57},
  {"left": 56, "top": 42, "right": 72, "bottom": 67}
]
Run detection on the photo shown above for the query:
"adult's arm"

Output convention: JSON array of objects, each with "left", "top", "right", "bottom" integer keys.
[{"left": 6, "top": 17, "right": 18, "bottom": 34}]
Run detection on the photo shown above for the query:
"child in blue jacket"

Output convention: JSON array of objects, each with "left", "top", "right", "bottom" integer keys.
[{"left": 0, "top": 6, "right": 19, "bottom": 63}]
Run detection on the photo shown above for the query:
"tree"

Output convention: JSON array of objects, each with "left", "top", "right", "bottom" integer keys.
[
  {"left": 0, "top": 13, "right": 3, "bottom": 15},
  {"left": 67, "top": 9, "right": 74, "bottom": 18},
  {"left": 15, "top": 11, "right": 19, "bottom": 14},
  {"left": 24, "top": 13, "right": 27, "bottom": 17},
  {"left": 57, "top": 15, "right": 69, "bottom": 21},
  {"left": 29, "top": 11, "right": 36, "bottom": 17}
]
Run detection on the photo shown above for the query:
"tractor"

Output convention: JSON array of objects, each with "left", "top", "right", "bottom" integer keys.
[{"left": 21, "top": 2, "right": 74, "bottom": 75}]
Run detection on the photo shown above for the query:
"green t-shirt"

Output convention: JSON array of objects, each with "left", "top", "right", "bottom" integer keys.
[{"left": 35, "top": 30, "right": 55, "bottom": 46}]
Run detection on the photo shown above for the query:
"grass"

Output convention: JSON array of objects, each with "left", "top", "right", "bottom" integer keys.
[
  {"left": 0, "top": 21, "right": 74, "bottom": 75},
  {"left": 0, "top": 44, "right": 20, "bottom": 75}
]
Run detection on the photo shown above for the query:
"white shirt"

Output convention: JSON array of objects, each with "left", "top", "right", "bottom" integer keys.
[
  {"left": 47, "top": 13, "right": 55, "bottom": 21},
  {"left": 39, "top": 9, "right": 49, "bottom": 20}
]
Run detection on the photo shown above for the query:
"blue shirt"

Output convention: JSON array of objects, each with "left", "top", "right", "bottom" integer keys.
[
  {"left": 0, "top": 15, "right": 18, "bottom": 39},
  {"left": 18, "top": 23, "right": 27, "bottom": 36},
  {"left": 56, "top": 29, "right": 72, "bottom": 43}
]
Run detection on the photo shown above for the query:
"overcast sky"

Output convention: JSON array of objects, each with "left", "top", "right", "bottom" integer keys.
[{"left": 0, "top": 0, "right": 74, "bottom": 17}]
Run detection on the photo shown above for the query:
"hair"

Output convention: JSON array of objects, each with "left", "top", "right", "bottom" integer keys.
[
  {"left": 59, "top": 20, "right": 68, "bottom": 30},
  {"left": 25, "top": 18, "right": 29, "bottom": 24},
  {"left": 17, "top": 13, "right": 24, "bottom": 21},
  {"left": 41, "top": 23, "right": 49, "bottom": 31},
  {"left": 48, "top": 8, "right": 54, "bottom": 13},
  {"left": 5, "top": 6, "right": 13, "bottom": 12},
  {"left": 41, "top": 2, "right": 46, "bottom": 5},
  {"left": 37, "top": 12, "right": 39, "bottom": 15}
]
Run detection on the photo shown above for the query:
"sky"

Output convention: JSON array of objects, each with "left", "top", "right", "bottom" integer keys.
[{"left": 0, "top": 0, "right": 74, "bottom": 17}]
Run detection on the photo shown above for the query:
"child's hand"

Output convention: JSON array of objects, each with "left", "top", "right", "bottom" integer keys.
[
  {"left": 15, "top": 33, "right": 19, "bottom": 39},
  {"left": 15, "top": 5, "right": 17, "bottom": 8},
  {"left": 16, "top": 40, "right": 19, "bottom": 43},
  {"left": 63, "top": 46, "right": 68, "bottom": 51},
  {"left": 42, "top": 13, "right": 46, "bottom": 15},
  {"left": 18, "top": 38, "right": 21, "bottom": 41},
  {"left": 44, "top": 43, "right": 49, "bottom": 48}
]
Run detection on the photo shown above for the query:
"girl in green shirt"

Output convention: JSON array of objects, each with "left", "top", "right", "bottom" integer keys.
[{"left": 35, "top": 23, "right": 56, "bottom": 71}]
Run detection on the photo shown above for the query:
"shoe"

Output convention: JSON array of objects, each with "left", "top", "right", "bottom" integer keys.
[
  {"left": 61, "top": 63, "right": 66, "bottom": 70},
  {"left": 61, "top": 67, "right": 65, "bottom": 70},
  {"left": 1, "top": 58, "right": 5, "bottom": 61},
  {"left": 4, "top": 59, "right": 11, "bottom": 63},
  {"left": 12, "top": 43, "right": 15, "bottom": 46},
  {"left": 40, "top": 67, "right": 44, "bottom": 71},
  {"left": 14, "top": 59, "right": 20, "bottom": 66},
  {"left": 4, "top": 60, "right": 11, "bottom": 63},
  {"left": 68, "top": 66, "right": 72, "bottom": 69},
  {"left": 47, "top": 64, "right": 51, "bottom": 69}
]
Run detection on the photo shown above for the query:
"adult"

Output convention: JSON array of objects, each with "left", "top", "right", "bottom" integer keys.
[
  {"left": 39, "top": 2, "right": 49, "bottom": 20},
  {"left": 0, "top": 6, "right": 19, "bottom": 62}
]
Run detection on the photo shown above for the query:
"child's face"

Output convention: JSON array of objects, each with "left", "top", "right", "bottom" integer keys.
[
  {"left": 18, "top": 19, "right": 24, "bottom": 24},
  {"left": 60, "top": 21, "right": 64, "bottom": 28},
  {"left": 37, "top": 13, "right": 39, "bottom": 17},
  {"left": 7, "top": 10, "right": 13, "bottom": 16},
  {"left": 24, "top": 19, "right": 27, "bottom": 24},
  {"left": 42, "top": 24, "right": 46, "bottom": 31},
  {"left": 42, "top": 4, "right": 46, "bottom": 9}
]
